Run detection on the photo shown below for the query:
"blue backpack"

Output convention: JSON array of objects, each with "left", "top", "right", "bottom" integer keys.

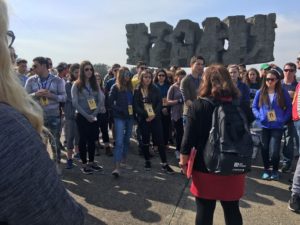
[{"left": 201, "top": 98, "right": 253, "bottom": 175}]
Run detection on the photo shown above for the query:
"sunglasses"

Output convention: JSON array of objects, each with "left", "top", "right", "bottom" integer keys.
[
  {"left": 266, "top": 78, "right": 277, "bottom": 82},
  {"left": 284, "top": 69, "right": 295, "bottom": 73},
  {"left": 84, "top": 68, "right": 93, "bottom": 72},
  {"left": 7, "top": 30, "right": 15, "bottom": 48},
  {"left": 123, "top": 71, "right": 131, "bottom": 77}
]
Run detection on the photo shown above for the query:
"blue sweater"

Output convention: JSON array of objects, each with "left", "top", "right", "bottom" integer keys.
[
  {"left": 252, "top": 89, "right": 292, "bottom": 129},
  {"left": 109, "top": 84, "right": 133, "bottom": 119}
]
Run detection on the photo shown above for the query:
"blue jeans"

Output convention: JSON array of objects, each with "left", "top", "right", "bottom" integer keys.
[
  {"left": 293, "top": 120, "right": 300, "bottom": 155},
  {"left": 261, "top": 128, "right": 284, "bottom": 171},
  {"left": 114, "top": 118, "right": 134, "bottom": 163},
  {"left": 282, "top": 122, "right": 297, "bottom": 167},
  {"left": 44, "top": 115, "right": 61, "bottom": 161}
]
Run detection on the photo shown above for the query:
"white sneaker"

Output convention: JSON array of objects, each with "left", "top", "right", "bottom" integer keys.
[
  {"left": 112, "top": 169, "right": 120, "bottom": 178},
  {"left": 120, "top": 163, "right": 133, "bottom": 170},
  {"left": 175, "top": 151, "right": 180, "bottom": 160}
]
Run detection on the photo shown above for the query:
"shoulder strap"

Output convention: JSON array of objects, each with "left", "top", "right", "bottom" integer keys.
[{"left": 199, "top": 97, "right": 215, "bottom": 106}]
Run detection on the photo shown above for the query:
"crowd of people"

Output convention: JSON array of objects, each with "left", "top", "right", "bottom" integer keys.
[{"left": 1, "top": 0, "right": 300, "bottom": 223}]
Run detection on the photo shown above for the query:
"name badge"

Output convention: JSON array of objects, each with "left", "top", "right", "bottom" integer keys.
[
  {"left": 87, "top": 98, "right": 97, "bottom": 110},
  {"left": 144, "top": 103, "right": 155, "bottom": 117},
  {"left": 267, "top": 110, "right": 277, "bottom": 122},
  {"left": 40, "top": 97, "right": 48, "bottom": 106},
  {"left": 128, "top": 105, "right": 133, "bottom": 115},
  {"left": 162, "top": 97, "right": 167, "bottom": 106}
]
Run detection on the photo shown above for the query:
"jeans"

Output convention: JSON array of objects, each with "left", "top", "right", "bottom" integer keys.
[
  {"left": 292, "top": 157, "right": 300, "bottom": 195},
  {"left": 114, "top": 117, "right": 134, "bottom": 163},
  {"left": 44, "top": 115, "right": 61, "bottom": 161},
  {"left": 195, "top": 198, "right": 242, "bottom": 225},
  {"left": 65, "top": 118, "right": 79, "bottom": 150},
  {"left": 282, "top": 122, "right": 296, "bottom": 167},
  {"left": 293, "top": 120, "right": 300, "bottom": 155},
  {"left": 261, "top": 128, "right": 284, "bottom": 171}
]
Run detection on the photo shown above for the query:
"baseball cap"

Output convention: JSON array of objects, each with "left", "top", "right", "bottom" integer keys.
[
  {"left": 16, "top": 58, "right": 27, "bottom": 65},
  {"left": 260, "top": 63, "right": 271, "bottom": 70}
]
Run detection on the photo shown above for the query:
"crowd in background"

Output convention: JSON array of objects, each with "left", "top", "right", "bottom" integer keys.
[{"left": 6, "top": 29, "right": 300, "bottom": 225}]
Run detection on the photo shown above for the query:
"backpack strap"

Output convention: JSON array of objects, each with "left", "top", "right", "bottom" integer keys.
[{"left": 199, "top": 97, "right": 215, "bottom": 106}]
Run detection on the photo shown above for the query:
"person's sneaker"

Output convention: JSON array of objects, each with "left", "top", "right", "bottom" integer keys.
[
  {"left": 89, "top": 163, "right": 103, "bottom": 171},
  {"left": 162, "top": 164, "right": 175, "bottom": 174},
  {"left": 105, "top": 146, "right": 113, "bottom": 157},
  {"left": 112, "top": 169, "right": 120, "bottom": 178},
  {"left": 81, "top": 167, "right": 93, "bottom": 175},
  {"left": 288, "top": 195, "right": 300, "bottom": 213},
  {"left": 174, "top": 151, "right": 180, "bottom": 160},
  {"left": 120, "top": 163, "right": 133, "bottom": 170},
  {"left": 261, "top": 170, "right": 271, "bottom": 180},
  {"left": 144, "top": 161, "right": 151, "bottom": 171},
  {"left": 270, "top": 171, "right": 279, "bottom": 181},
  {"left": 281, "top": 164, "right": 292, "bottom": 173},
  {"left": 65, "top": 159, "right": 74, "bottom": 169},
  {"left": 74, "top": 153, "right": 81, "bottom": 160}
]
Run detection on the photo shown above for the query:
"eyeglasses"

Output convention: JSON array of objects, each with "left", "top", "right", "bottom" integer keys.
[
  {"left": 284, "top": 69, "right": 295, "bottom": 73},
  {"left": 266, "top": 78, "right": 277, "bottom": 82},
  {"left": 84, "top": 68, "right": 93, "bottom": 72},
  {"left": 7, "top": 30, "right": 15, "bottom": 48}
]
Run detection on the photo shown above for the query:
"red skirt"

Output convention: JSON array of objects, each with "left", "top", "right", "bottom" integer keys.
[{"left": 190, "top": 171, "right": 245, "bottom": 201}]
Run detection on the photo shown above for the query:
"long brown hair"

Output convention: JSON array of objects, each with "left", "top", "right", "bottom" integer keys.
[
  {"left": 259, "top": 70, "right": 286, "bottom": 109},
  {"left": 75, "top": 60, "right": 98, "bottom": 92},
  {"left": 199, "top": 64, "right": 240, "bottom": 99},
  {"left": 116, "top": 67, "right": 132, "bottom": 92},
  {"left": 244, "top": 68, "right": 260, "bottom": 86}
]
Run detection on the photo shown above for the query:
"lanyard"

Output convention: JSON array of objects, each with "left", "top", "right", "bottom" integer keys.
[
  {"left": 39, "top": 74, "right": 50, "bottom": 89},
  {"left": 85, "top": 86, "right": 93, "bottom": 96},
  {"left": 127, "top": 91, "right": 133, "bottom": 105}
]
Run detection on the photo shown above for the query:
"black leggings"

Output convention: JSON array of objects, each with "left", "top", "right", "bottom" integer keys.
[
  {"left": 195, "top": 198, "right": 242, "bottom": 225},
  {"left": 76, "top": 113, "right": 99, "bottom": 164}
]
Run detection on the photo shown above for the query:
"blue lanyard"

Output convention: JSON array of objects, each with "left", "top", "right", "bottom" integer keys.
[
  {"left": 127, "top": 91, "right": 133, "bottom": 105},
  {"left": 39, "top": 74, "right": 50, "bottom": 89},
  {"left": 85, "top": 86, "right": 93, "bottom": 96}
]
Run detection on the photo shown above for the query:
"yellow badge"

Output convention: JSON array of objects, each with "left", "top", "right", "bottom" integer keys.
[
  {"left": 144, "top": 103, "right": 155, "bottom": 117},
  {"left": 128, "top": 105, "right": 133, "bottom": 115},
  {"left": 40, "top": 97, "right": 48, "bottom": 106},
  {"left": 87, "top": 98, "right": 97, "bottom": 110},
  {"left": 267, "top": 110, "right": 277, "bottom": 122},
  {"left": 162, "top": 97, "right": 167, "bottom": 106}
]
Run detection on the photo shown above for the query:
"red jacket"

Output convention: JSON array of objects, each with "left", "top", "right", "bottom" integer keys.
[{"left": 292, "top": 83, "right": 300, "bottom": 121}]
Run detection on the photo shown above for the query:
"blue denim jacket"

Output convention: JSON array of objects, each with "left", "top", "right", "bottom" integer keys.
[{"left": 252, "top": 89, "right": 292, "bottom": 129}]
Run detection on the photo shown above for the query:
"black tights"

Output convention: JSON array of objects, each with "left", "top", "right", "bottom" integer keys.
[{"left": 195, "top": 198, "right": 242, "bottom": 225}]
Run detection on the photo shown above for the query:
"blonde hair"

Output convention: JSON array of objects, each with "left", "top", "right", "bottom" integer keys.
[{"left": 0, "top": 0, "right": 44, "bottom": 134}]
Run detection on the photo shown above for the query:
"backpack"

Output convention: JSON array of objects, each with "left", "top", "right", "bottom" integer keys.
[{"left": 202, "top": 98, "right": 253, "bottom": 175}]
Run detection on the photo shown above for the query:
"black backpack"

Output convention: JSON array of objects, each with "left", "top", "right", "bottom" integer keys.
[{"left": 202, "top": 98, "right": 253, "bottom": 175}]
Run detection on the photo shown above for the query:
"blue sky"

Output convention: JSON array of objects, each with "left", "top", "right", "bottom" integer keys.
[{"left": 7, "top": 0, "right": 300, "bottom": 69}]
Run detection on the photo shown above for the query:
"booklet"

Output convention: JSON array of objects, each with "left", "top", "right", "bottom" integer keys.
[{"left": 187, "top": 147, "right": 197, "bottom": 179}]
